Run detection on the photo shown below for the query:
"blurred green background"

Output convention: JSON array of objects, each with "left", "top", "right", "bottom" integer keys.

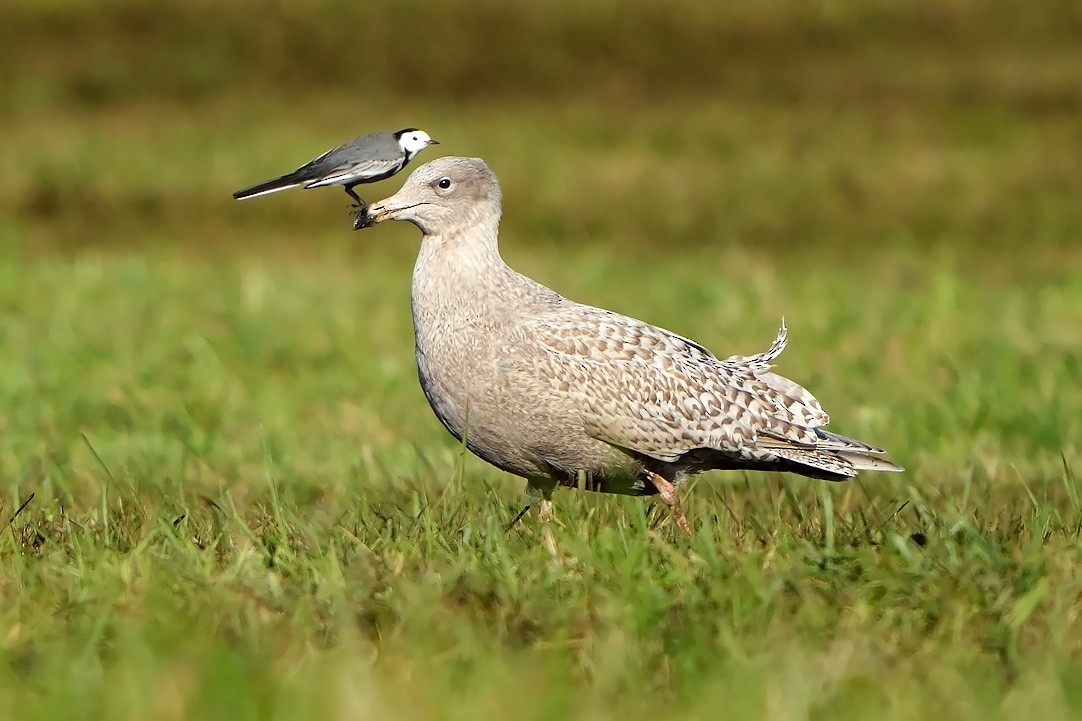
[
  {"left": 4, "top": 0, "right": 1080, "bottom": 262},
  {"left": 3, "top": 2, "right": 1082, "bottom": 720}
]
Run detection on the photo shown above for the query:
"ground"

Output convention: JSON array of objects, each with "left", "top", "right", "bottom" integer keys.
[{"left": 1, "top": 1, "right": 1081, "bottom": 719}]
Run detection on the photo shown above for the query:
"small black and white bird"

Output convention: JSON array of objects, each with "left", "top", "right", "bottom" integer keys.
[{"left": 232, "top": 128, "right": 439, "bottom": 209}]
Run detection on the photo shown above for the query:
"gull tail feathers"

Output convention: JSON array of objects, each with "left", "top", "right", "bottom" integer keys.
[
  {"left": 836, "top": 451, "right": 905, "bottom": 473},
  {"left": 814, "top": 428, "right": 887, "bottom": 454},
  {"left": 814, "top": 428, "right": 905, "bottom": 473},
  {"left": 766, "top": 427, "right": 904, "bottom": 479},
  {"left": 769, "top": 447, "right": 858, "bottom": 480}
]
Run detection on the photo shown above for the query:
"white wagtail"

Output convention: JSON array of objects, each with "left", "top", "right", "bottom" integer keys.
[{"left": 232, "top": 128, "right": 439, "bottom": 210}]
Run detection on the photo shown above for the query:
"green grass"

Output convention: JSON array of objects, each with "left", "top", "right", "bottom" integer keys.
[
  {"left": 2, "top": 251, "right": 1080, "bottom": 720},
  {"left": 3, "top": 0, "right": 1082, "bottom": 718}
]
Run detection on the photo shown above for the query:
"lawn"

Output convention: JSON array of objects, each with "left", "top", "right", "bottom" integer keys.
[{"left": 2, "top": 1, "right": 1082, "bottom": 719}]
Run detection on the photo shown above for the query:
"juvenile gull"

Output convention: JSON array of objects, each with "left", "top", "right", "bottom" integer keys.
[
  {"left": 233, "top": 128, "right": 439, "bottom": 210},
  {"left": 357, "top": 157, "right": 903, "bottom": 532}
]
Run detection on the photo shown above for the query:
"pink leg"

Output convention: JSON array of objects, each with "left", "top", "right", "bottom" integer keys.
[{"left": 646, "top": 472, "right": 692, "bottom": 534}]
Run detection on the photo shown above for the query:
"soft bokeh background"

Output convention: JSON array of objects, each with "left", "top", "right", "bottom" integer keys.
[
  {"left": 6, "top": 0, "right": 1081, "bottom": 260},
  {"left": 2, "top": 1, "right": 1082, "bottom": 719}
]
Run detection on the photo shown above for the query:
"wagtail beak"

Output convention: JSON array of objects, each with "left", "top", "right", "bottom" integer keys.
[{"left": 428, "top": 139, "right": 440, "bottom": 145}]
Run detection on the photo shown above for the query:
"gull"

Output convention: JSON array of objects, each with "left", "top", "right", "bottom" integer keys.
[
  {"left": 356, "top": 156, "right": 903, "bottom": 533},
  {"left": 233, "top": 128, "right": 438, "bottom": 210}
]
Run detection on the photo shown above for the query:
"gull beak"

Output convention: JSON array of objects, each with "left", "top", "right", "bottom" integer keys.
[{"left": 353, "top": 198, "right": 397, "bottom": 230}]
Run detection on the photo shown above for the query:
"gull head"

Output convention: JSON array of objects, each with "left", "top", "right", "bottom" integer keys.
[
  {"left": 356, "top": 156, "right": 502, "bottom": 235},
  {"left": 393, "top": 128, "right": 440, "bottom": 160}
]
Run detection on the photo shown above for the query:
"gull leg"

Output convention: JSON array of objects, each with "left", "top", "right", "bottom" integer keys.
[
  {"left": 538, "top": 496, "right": 554, "bottom": 520},
  {"left": 525, "top": 478, "right": 559, "bottom": 557},
  {"left": 539, "top": 497, "right": 558, "bottom": 557},
  {"left": 645, "top": 471, "right": 692, "bottom": 535}
]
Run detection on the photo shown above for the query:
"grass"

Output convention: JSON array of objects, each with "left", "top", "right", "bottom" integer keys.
[
  {"left": 1, "top": 251, "right": 1080, "bottom": 720},
  {"left": 3, "top": 0, "right": 1082, "bottom": 718}
]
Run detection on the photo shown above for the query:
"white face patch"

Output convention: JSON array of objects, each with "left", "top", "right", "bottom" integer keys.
[{"left": 399, "top": 130, "right": 434, "bottom": 156}]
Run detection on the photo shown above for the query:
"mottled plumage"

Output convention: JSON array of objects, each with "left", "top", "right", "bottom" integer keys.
[{"left": 359, "top": 157, "right": 903, "bottom": 532}]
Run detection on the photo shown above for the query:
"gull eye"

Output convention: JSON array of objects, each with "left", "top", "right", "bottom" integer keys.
[{"left": 437, "top": 178, "right": 452, "bottom": 189}]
